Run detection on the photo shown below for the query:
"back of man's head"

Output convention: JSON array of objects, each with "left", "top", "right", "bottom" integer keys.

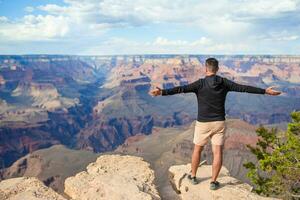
[{"left": 205, "top": 58, "right": 219, "bottom": 73}]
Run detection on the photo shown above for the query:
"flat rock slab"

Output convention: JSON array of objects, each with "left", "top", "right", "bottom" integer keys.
[
  {"left": 64, "top": 154, "right": 161, "bottom": 200},
  {"left": 0, "top": 177, "right": 66, "bottom": 200},
  {"left": 169, "top": 164, "right": 280, "bottom": 200}
]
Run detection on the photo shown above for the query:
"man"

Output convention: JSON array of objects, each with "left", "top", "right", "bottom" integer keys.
[{"left": 149, "top": 57, "right": 281, "bottom": 190}]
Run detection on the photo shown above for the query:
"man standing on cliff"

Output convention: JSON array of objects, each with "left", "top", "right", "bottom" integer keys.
[{"left": 149, "top": 57, "right": 281, "bottom": 190}]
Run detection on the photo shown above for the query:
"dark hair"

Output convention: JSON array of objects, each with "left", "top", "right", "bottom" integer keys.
[{"left": 205, "top": 57, "right": 219, "bottom": 73}]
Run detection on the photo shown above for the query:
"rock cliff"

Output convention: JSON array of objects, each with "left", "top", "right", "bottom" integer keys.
[
  {"left": 0, "top": 177, "right": 66, "bottom": 200},
  {"left": 64, "top": 154, "right": 161, "bottom": 200},
  {"left": 0, "top": 154, "right": 283, "bottom": 200},
  {"left": 169, "top": 164, "right": 280, "bottom": 200}
]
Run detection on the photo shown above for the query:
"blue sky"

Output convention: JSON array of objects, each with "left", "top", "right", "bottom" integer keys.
[{"left": 0, "top": 0, "right": 299, "bottom": 55}]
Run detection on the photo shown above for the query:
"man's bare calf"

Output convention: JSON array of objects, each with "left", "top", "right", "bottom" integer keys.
[
  {"left": 212, "top": 145, "right": 223, "bottom": 182},
  {"left": 191, "top": 144, "right": 203, "bottom": 177}
]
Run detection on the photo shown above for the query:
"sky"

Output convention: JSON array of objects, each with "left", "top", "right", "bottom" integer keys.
[{"left": 0, "top": 0, "right": 300, "bottom": 55}]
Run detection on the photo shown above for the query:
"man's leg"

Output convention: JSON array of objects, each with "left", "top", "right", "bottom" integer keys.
[
  {"left": 191, "top": 144, "right": 204, "bottom": 177},
  {"left": 211, "top": 144, "right": 223, "bottom": 182}
]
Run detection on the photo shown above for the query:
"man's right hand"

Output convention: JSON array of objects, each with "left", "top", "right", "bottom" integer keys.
[
  {"left": 265, "top": 86, "right": 281, "bottom": 96},
  {"left": 149, "top": 86, "right": 162, "bottom": 96}
]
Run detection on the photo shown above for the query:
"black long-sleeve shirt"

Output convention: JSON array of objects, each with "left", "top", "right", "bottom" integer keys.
[{"left": 161, "top": 74, "right": 266, "bottom": 122}]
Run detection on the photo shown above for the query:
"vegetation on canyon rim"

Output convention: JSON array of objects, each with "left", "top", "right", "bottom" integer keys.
[{"left": 244, "top": 111, "right": 300, "bottom": 199}]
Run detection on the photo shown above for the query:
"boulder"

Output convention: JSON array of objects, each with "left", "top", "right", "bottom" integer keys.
[
  {"left": 0, "top": 177, "right": 66, "bottom": 200},
  {"left": 64, "top": 154, "right": 161, "bottom": 200}
]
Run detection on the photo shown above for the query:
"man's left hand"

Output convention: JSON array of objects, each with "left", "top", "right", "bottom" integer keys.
[{"left": 265, "top": 86, "right": 281, "bottom": 96}]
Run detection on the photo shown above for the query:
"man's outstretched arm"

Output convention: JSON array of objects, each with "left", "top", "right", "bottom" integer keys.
[
  {"left": 223, "top": 78, "right": 281, "bottom": 95},
  {"left": 149, "top": 79, "right": 202, "bottom": 96}
]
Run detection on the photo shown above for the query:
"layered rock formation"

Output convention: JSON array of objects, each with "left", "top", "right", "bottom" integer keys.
[{"left": 169, "top": 164, "right": 279, "bottom": 200}]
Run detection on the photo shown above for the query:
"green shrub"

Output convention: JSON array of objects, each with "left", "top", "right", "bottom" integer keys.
[{"left": 244, "top": 111, "right": 300, "bottom": 199}]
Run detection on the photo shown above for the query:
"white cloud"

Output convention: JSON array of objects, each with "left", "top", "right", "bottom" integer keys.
[
  {"left": 232, "top": 0, "right": 298, "bottom": 19},
  {"left": 254, "top": 30, "right": 300, "bottom": 41},
  {"left": 153, "top": 37, "right": 212, "bottom": 46},
  {"left": 102, "top": 37, "right": 140, "bottom": 46},
  {"left": 83, "top": 36, "right": 253, "bottom": 55},
  {"left": 153, "top": 37, "right": 188, "bottom": 46},
  {"left": 0, "top": 16, "right": 8, "bottom": 23},
  {"left": 0, "top": 15, "right": 70, "bottom": 41},
  {"left": 270, "top": 33, "right": 299, "bottom": 41},
  {"left": 278, "top": 35, "right": 299, "bottom": 41},
  {"left": 38, "top": 4, "right": 66, "bottom": 14}
]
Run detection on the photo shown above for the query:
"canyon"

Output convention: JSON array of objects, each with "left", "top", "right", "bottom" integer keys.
[{"left": 0, "top": 55, "right": 299, "bottom": 169}]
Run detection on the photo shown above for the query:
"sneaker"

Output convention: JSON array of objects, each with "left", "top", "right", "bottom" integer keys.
[
  {"left": 210, "top": 181, "right": 220, "bottom": 190},
  {"left": 187, "top": 174, "right": 199, "bottom": 185}
]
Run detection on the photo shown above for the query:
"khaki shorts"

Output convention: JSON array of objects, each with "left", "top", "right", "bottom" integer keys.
[{"left": 193, "top": 120, "right": 226, "bottom": 146}]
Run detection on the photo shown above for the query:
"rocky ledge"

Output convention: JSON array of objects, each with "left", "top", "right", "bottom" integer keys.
[
  {"left": 0, "top": 177, "right": 66, "bottom": 200},
  {"left": 168, "top": 164, "right": 279, "bottom": 200},
  {"left": 0, "top": 155, "right": 281, "bottom": 200},
  {"left": 64, "top": 154, "right": 161, "bottom": 200},
  {"left": 0, "top": 154, "right": 160, "bottom": 200}
]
